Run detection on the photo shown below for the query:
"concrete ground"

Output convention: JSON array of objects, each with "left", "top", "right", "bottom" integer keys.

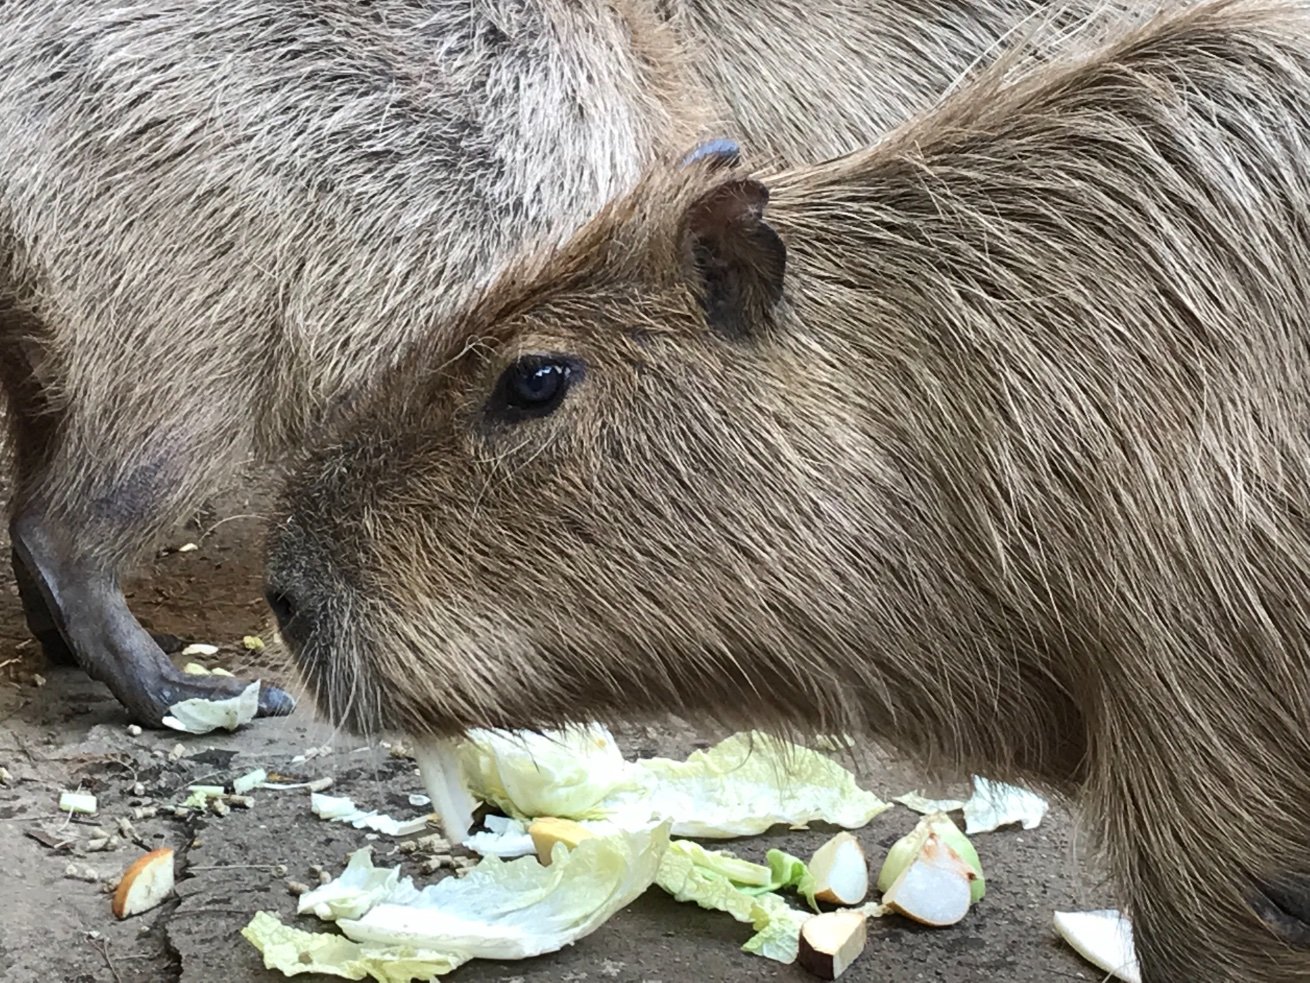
[{"left": 0, "top": 488, "right": 1118, "bottom": 983}]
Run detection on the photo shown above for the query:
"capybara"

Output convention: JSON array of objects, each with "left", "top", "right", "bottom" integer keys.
[
  {"left": 266, "top": 0, "right": 1310, "bottom": 978},
  {"left": 0, "top": 0, "right": 1134, "bottom": 727}
]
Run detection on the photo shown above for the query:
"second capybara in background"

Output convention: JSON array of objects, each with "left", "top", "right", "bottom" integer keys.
[
  {"left": 267, "top": 1, "right": 1310, "bottom": 980},
  {"left": 0, "top": 0, "right": 1137, "bottom": 725}
]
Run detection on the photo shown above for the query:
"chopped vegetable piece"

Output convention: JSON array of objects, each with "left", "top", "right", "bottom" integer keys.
[
  {"left": 161, "top": 682, "right": 259, "bottom": 734},
  {"left": 797, "top": 910, "right": 867, "bottom": 979},
  {"left": 58, "top": 791, "right": 97, "bottom": 816},
  {"left": 112, "top": 848, "right": 175, "bottom": 919},
  {"left": 808, "top": 832, "right": 868, "bottom": 906},
  {"left": 1053, "top": 909, "right": 1141, "bottom": 983}
]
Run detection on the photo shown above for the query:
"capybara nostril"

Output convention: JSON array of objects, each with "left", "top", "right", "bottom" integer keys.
[{"left": 264, "top": 586, "right": 299, "bottom": 638}]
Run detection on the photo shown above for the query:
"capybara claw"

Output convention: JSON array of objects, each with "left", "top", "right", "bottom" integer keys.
[
  {"left": 256, "top": 682, "right": 297, "bottom": 717},
  {"left": 130, "top": 668, "right": 296, "bottom": 729}
]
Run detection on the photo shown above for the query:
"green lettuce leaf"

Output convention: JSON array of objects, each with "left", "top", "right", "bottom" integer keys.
[
  {"left": 242, "top": 911, "right": 467, "bottom": 981},
  {"left": 297, "top": 848, "right": 403, "bottom": 921},
  {"left": 459, "top": 727, "right": 889, "bottom": 839},
  {"left": 619, "top": 732, "right": 890, "bottom": 837},
  {"left": 456, "top": 724, "right": 640, "bottom": 821},
  {"left": 335, "top": 823, "right": 669, "bottom": 960},
  {"left": 249, "top": 824, "right": 669, "bottom": 980},
  {"left": 655, "top": 839, "right": 813, "bottom": 963}
]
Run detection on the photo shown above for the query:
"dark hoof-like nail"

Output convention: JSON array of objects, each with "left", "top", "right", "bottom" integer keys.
[{"left": 256, "top": 683, "right": 297, "bottom": 717}]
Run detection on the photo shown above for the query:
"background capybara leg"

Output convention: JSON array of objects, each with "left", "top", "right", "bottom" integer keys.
[
  {"left": 0, "top": 292, "right": 294, "bottom": 725},
  {"left": 8, "top": 508, "right": 295, "bottom": 725},
  {"left": 11, "top": 546, "right": 184, "bottom": 665}
]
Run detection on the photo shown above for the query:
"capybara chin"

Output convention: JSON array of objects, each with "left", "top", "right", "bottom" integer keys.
[
  {"left": 0, "top": 0, "right": 1130, "bottom": 727},
  {"left": 270, "top": 0, "right": 1310, "bottom": 976}
]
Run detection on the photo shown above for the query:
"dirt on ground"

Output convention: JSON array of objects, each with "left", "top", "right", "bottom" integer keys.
[{"left": 0, "top": 485, "right": 1118, "bottom": 983}]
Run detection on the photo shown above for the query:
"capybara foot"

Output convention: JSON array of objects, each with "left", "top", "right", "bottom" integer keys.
[
  {"left": 9, "top": 513, "right": 295, "bottom": 727},
  {"left": 1252, "top": 874, "right": 1310, "bottom": 947}
]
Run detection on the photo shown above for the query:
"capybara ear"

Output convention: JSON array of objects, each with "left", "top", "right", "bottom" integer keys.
[
  {"left": 679, "top": 138, "right": 742, "bottom": 171},
  {"left": 681, "top": 177, "right": 787, "bottom": 339}
]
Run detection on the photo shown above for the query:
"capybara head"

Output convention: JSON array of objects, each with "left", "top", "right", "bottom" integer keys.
[
  {"left": 267, "top": 134, "right": 952, "bottom": 736},
  {"left": 266, "top": 122, "right": 1092, "bottom": 792}
]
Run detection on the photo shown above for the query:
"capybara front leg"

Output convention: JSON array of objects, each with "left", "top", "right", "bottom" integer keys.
[
  {"left": 9, "top": 511, "right": 295, "bottom": 727},
  {"left": 11, "top": 548, "right": 185, "bottom": 665}
]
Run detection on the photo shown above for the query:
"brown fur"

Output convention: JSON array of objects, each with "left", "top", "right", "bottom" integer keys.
[
  {"left": 270, "top": 1, "right": 1310, "bottom": 979},
  {"left": 0, "top": 0, "right": 1136, "bottom": 724}
]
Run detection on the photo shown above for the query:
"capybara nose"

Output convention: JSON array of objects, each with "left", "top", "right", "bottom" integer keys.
[{"left": 264, "top": 585, "right": 300, "bottom": 638}]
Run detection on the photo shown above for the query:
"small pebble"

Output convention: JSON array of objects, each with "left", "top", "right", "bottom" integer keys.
[
  {"left": 318, "top": 870, "right": 332, "bottom": 886},
  {"left": 0, "top": 766, "right": 12, "bottom": 786},
  {"left": 177, "top": 542, "right": 199, "bottom": 553},
  {"left": 168, "top": 744, "right": 186, "bottom": 762},
  {"left": 30, "top": 673, "right": 45, "bottom": 687},
  {"left": 242, "top": 635, "right": 265, "bottom": 652},
  {"left": 126, "top": 724, "right": 143, "bottom": 737},
  {"left": 64, "top": 863, "right": 99, "bottom": 882}
]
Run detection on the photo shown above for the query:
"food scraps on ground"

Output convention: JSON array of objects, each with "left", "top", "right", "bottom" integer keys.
[
  {"left": 877, "top": 817, "right": 980, "bottom": 928},
  {"left": 112, "top": 848, "right": 175, "bottom": 919},
  {"left": 877, "top": 812, "right": 985, "bottom": 904},
  {"left": 311, "top": 793, "right": 433, "bottom": 837},
  {"left": 797, "top": 909, "right": 869, "bottom": 980},
  {"left": 894, "top": 776, "right": 1049, "bottom": 835},
  {"left": 808, "top": 832, "right": 868, "bottom": 906},
  {"left": 161, "top": 682, "right": 259, "bottom": 734},
  {"left": 233, "top": 768, "right": 268, "bottom": 795},
  {"left": 244, "top": 724, "right": 1054, "bottom": 982},
  {"left": 58, "top": 791, "right": 98, "bottom": 816},
  {"left": 1053, "top": 909, "right": 1142, "bottom": 983},
  {"left": 182, "top": 662, "right": 235, "bottom": 677},
  {"left": 461, "top": 816, "right": 535, "bottom": 859},
  {"left": 450, "top": 725, "right": 889, "bottom": 840},
  {"left": 245, "top": 824, "right": 670, "bottom": 980},
  {"left": 529, "top": 817, "right": 598, "bottom": 865}
]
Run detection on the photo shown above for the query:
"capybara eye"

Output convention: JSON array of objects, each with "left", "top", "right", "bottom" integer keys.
[{"left": 487, "top": 355, "right": 581, "bottom": 423}]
